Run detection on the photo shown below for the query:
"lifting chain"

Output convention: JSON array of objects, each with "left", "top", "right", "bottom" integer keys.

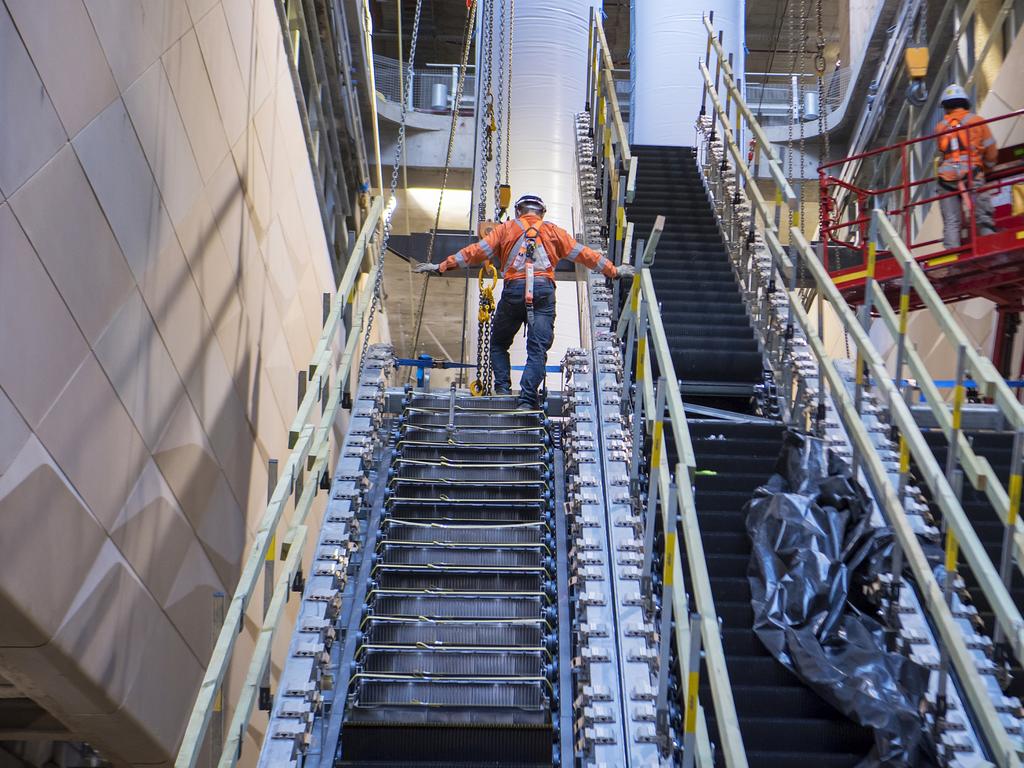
[
  {"left": 478, "top": 0, "right": 495, "bottom": 224},
  {"left": 408, "top": 0, "right": 479, "bottom": 380},
  {"left": 493, "top": 0, "right": 506, "bottom": 220},
  {"left": 493, "top": 0, "right": 514, "bottom": 221},
  {"left": 469, "top": 261, "right": 499, "bottom": 395},
  {"left": 359, "top": 0, "right": 424, "bottom": 374}
]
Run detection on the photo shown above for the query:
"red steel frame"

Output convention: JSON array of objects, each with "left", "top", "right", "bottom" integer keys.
[{"left": 819, "top": 108, "right": 1024, "bottom": 311}]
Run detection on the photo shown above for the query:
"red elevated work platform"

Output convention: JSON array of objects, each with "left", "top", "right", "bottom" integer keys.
[{"left": 819, "top": 109, "right": 1024, "bottom": 313}]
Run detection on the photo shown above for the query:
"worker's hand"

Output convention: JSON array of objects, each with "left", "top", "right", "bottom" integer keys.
[
  {"left": 616, "top": 264, "right": 636, "bottom": 280},
  {"left": 414, "top": 262, "right": 442, "bottom": 274}
]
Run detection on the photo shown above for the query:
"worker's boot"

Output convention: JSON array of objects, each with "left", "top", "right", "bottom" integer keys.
[{"left": 495, "top": 387, "right": 512, "bottom": 395}]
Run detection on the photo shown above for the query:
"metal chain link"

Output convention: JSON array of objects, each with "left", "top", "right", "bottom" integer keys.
[
  {"left": 816, "top": 0, "right": 831, "bottom": 241},
  {"left": 359, "top": 0, "right": 424, "bottom": 373},
  {"left": 478, "top": 0, "right": 494, "bottom": 224},
  {"left": 493, "top": 0, "right": 506, "bottom": 220}
]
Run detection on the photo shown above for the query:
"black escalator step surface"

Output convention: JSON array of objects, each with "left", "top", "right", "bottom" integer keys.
[
  {"left": 707, "top": 576, "right": 752, "bottom": 602},
  {"left": 664, "top": 336, "right": 759, "bottom": 354},
  {"left": 658, "top": 311, "right": 752, "bottom": 327},
  {"left": 352, "top": 680, "right": 548, "bottom": 711},
  {"left": 727, "top": 685, "right": 849, "bottom": 720},
  {"left": 743, "top": 750, "right": 870, "bottom": 768},
  {"left": 690, "top": 453, "right": 778, "bottom": 474},
  {"left": 700, "top": 530, "right": 750, "bottom": 555},
  {"left": 722, "top": 627, "right": 771, "bottom": 656},
  {"left": 374, "top": 570, "right": 543, "bottom": 594},
  {"left": 399, "top": 426, "right": 547, "bottom": 447},
  {"left": 733, "top": 716, "right": 875, "bottom": 755},
  {"left": 388, "top": 483, "right": 545, "bottom": 502},
  {"left": 359, "top": 649, "right": 545, "bottom": 678},
  {"left": 671, "top": 352, "right": 763, "bottom": 383},
  {"left": 723, "top": 655, "right": 805, "bottom": 688},
  {"left": 382, "top": 523, "right": 546, "bottom": 546},
  {"left": 362, "top": 621, "right": 546, "bottom": 649},
  {"left": 370, "top": 595, "right": 545, "bottom": 620},
  {"left": 386, "top": 503, "right": 545, "bottom": 523},
  {"left": 688, "top": 510, "right": 749, "bottom": 532},
  {"left": 396, "top": 445, "right": 547, "bottom": 464},
  {"left": 404, "top": 410, "right": 544, "bottom": 429},
  {"left": 689, "top": 421, "right": 785, "bottom": 440},
  {"left": 701, "top": 554, "right": 750, "bottom": 579},
  {"left": 393, "top": 465, "right": 547, "bottom": 484},
  {"left": 694, "top": 490, "right": 760, "bottom": 513},
  {"left": 339, "top": 721, "right": 553, "bottom": 766},
  {"left": 377, "top": 546, "right": 546, "bottom": 570},
  {"left": 406, "top": 394, "right": 524, "bottom": 412}
]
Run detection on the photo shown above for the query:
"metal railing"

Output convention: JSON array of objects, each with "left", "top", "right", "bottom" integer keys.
[
  {"left": 175, "top": 197, "right": 385, "bottom": 768},
  {"left": 699, "top": 14, "right": 1023, "bottom": 764},
  {"left": 373, "top": 54, "right": 477, "bottom": 112}
]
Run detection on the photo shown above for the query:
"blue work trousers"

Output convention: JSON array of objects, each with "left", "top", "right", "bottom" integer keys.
[{"left": 490, "top": 278, "right": 556, "bottom": 406}]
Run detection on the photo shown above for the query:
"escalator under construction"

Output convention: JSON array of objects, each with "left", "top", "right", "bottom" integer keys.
[{"left": 181, "top": 15, "right": 1024, "bottom": 768}]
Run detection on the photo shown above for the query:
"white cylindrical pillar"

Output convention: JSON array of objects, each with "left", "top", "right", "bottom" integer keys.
[{"left": 630, "top": 1, "right": 745, "bottom": 146}]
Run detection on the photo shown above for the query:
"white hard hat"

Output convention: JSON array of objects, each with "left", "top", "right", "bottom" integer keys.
[
  {"left": 514, "top": 194, "right": 546, "bottom": 215},
  {"left": 940, "top": 83, "right": 969, "bottom": 105}
]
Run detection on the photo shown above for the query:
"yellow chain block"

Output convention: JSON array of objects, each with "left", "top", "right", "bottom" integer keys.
[{"left": 470, "top": 262, "right": 499, "bottom": 397}]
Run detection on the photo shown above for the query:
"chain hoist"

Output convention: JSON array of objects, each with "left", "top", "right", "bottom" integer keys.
[
  {"left": 905, "top": 0, "right": 929, "bottom": 105},
  {"left": 478, "top": 0, "right": 495, "bottom": 224},
  {"left": 798, "top": 0, "right": 809, "bottom": 237},
  {"left": 469, "top": 261, "right": 499, "bottom": 396},
  {"left": 359, "top": 0, "right": 424, "bottom": 374}
]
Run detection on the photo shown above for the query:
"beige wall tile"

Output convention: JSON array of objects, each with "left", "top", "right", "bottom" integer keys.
[
  {"left": 206, "top": 150, "right": 259, "bottom": 270},
  {"left": 6, "top": 0, "right": 118, "bottom": 138},
  {"left": 263, "top": 218, "right": 297, "bottom": 309},
  {"left": 73, "top": 98, "right": 176, "bottom": 282},
  {"left": 186, "top": 0, "right": 221, "bottom": 24},
  {"left": 282, "top": 295, "right": 315, "bottom": 370},
  {"left": 83, "top": 0, "right": 191, "bottom": 90},
  {"left": 0, "top": 388, "right": 30, "bottom": 477},
  {"left": 52, "top": 551, "right": 201, "bottom": 759},
  {"left": 178, "top": 193, "right": 239, "bottom": 322},
  {"left": 124, "top": 61, "right": 204, "bottom": 228},
  {"left": 162, "top": 537, "right": 224, "bottom": 660},
  {"left": 36, "top": 355, "right": 149, "bottom": 531},
  {"left": 162, "top": 29, "right": 231, "bottom": 182},
  {"left": 0, "top": 204, "right": 89, "bottom": 428},
  {"left": 183, "top": 339, "right": 255, "bottom": 506},
  {"left": 232, "top": 128, "right": 273, "bottom": 237},
  {"left": 251, "top": 368, "right": 288, "bottom": 463},
  {"left": 8, "top": 146, "right": 133, "bottom": 345},
  {"left": 138, "top": 236, "right": 211, "bottom": 379},
  {"left": 0, "top": 437, "right": 107, "bottom": 647},
  {"left": 94, "top": 289, "right": 182, "bottom": 450},
  {"left": 153, "top": 394, "right": 246, "bottom": 586},
  {"left": 0, "top": 5, "right": 66, "bottom": 196},
  {"left": 110, "top": 460, "right": 194, "bottom": 606},
  {"left": 195, "top": 4, "right": 249, "bottom": 146}
]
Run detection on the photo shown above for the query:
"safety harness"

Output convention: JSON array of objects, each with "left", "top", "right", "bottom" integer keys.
[{"left": 507, "top": 218, "right": 552, "bottom": 331}]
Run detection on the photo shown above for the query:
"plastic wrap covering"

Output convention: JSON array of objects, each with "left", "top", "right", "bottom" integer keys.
[
  {"left": 629, "top": 0, "right": 744, "bottom": 145},
  {"left": 745, "top": 431, "right": 936, "bottom": 767}
]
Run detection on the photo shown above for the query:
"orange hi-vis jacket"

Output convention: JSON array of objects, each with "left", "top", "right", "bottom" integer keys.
[
  {"left": 935, "top": 108, "right": 997, "bottom": 182},
  {"left": 438, "top": 214, "right": 618, "bottom": 284}
]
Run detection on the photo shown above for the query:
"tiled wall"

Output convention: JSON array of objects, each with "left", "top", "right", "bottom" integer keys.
[{"left": 0, "top": 0, "right": 336, "bottom": 762}]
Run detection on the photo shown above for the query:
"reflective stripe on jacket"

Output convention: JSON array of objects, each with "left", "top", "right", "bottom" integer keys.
[
  {"left": 438, "top": 213, "right": 617, "bottom": 282},
  {"left": 935, "top": 109, "right": 997, "bottom": 182}
]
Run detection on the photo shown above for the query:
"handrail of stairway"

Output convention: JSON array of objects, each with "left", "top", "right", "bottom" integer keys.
[
  {"left": 789, "top": 226, "right": 1023, "bottom": 764},
  {"left": 175, "top": 196, "right": 384, "bottom": 767},
  {"left": 700, "top": 23, "right": 1023, "bottom": 763},
  {"left": 872, "top": 208, "right": 1024, "bottom": 645}
]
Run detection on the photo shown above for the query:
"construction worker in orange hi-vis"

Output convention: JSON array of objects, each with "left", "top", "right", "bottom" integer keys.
[
  {"left": 415, "top": 194, "right": 635, "bottom": 409},
  {"left": 935, "top": 83, "right": 998, "bottom": 248}
]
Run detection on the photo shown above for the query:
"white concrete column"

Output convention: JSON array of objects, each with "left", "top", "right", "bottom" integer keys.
[{"left": 630, "top": 0, "right": 745, "bottom": 146}]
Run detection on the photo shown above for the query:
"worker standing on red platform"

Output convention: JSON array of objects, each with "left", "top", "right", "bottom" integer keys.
[
  {"left": 415, "top": 194, "right": 634, "bottom": 409},
  {"left": 935, "top": 83, "right": 998, "bottom": 248}
]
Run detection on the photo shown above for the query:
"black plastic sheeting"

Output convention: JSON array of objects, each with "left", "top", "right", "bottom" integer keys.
[{"left": 744, "top": 431, "right": 937, "bottom": 767}]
